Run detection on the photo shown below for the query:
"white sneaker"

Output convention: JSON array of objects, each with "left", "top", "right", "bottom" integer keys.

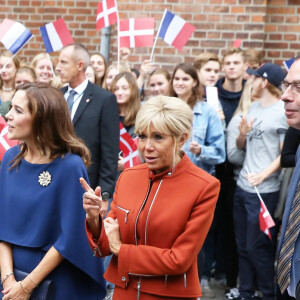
[
  {"left": 201, "top": 279, "right": 216, "bottom": 298},
  {"left": 224, "top": 288, "right": 239, "bottom": 300}
]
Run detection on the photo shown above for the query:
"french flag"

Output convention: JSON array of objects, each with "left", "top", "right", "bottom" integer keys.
[
  {"left": 0, "top": 19, "right": 33, "bottom": 55},
  {"left": 40, "top": 18, "right": 74, "bottom": 53},
  {"left": 158, "top": 9, "right": 195, "bottom": 51}
]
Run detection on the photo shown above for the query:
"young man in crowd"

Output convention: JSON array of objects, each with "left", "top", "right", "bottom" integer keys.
[{"left": 235, "top": 63, "right": 287, "bottom": 300}]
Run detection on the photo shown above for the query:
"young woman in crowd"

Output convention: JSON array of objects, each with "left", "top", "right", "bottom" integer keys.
[
  {"left": 0, "top": 83, "right": 106, "bottom": 300},
  {"left": 148, "top": 68, "right": 171, "bottom": 97},
  {"left": 0, "top": 51, "right": 20, "bottom": 104},
  {"left": 31, "top": 53, "right": 54, "bottom": 84},
  {"left": 110, "top": 71, "right": 141, "bottom": 172},
  {"left": 86, "top": 65, "right": 101, "bottom": 85},
  {"left": 82, "top": 95, "right": 220, "bottom": 299},
  {"left": 90, "top": 53, "right": 107, "bottom": 86}
]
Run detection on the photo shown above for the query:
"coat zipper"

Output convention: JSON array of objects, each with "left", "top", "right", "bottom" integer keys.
[
  {"left": 134, "top": 179, "right": 152, "bottom": 246},
  {"left": 137, "top": 278, "right": 141, "bottom": 300},
  {"left": 93, "top": 246, "right": 101, "bottom": 256},
  {"left": 184, "top": 272, "right": 187, "bottom": 288},
  {"left": 144, "top": 180, "right": 163, "bottom": 245},
  {"left": 115, "top": 205, "right": 130, "bottom": 223}
]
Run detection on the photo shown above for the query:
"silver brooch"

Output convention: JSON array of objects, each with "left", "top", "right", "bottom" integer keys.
[{"left": 38, "top": 171, "right": 52, "bottom": 187}]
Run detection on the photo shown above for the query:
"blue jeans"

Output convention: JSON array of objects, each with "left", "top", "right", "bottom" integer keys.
[{"left": 233, "top": 186, "right": 278, "bottom": 300}]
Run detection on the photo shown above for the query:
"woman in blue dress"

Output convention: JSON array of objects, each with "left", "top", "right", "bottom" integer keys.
[{"left": 0, "top": 83, "right": 106, "bottom": 300}]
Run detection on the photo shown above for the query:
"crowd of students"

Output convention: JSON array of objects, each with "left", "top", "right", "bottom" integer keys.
[{"left": 0, "top": 44, "right": 297, "bottom": 300}]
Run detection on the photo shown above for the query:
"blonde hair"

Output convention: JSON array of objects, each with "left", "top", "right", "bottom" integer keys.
[
  {"left": 194, "top": 52, "right": 220, "bottom": 71},
  {"left": 31, "top": 53, "right": 55, "bottom": 70},
  {"left": 222, "top": 47, "right": 245, "bottom": 64},
  {"left": 0, "top": 50, "right": 20, "bottom": 88},
  {"left": 102, "top": 64, "right": 127, "bottom": 89},
  {"left": 234, "top": 80, "right": 252, "bottom": 116},
  {"left": 135, "top": 95, "right": 193, "bottom": 141},
  {"left": 244, "top": 48, "right": 264, "bottom": 67}
]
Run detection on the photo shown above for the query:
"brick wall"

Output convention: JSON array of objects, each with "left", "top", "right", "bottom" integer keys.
[{"left": 1, "top": 0, "right": 300, "bottom": 70}]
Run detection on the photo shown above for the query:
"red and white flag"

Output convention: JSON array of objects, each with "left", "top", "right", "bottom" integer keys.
[
  {"left": 96, "top": 0, "right": 118, "bottom": 31},
  {"left": 119, "top": 123, "right": 141, "bottom": 169},
  {"left": 119, "top": 18, "right": 155, "bottom": 48},
  {"left": 259, "top": 199, "right": 275, "bottom": 240},
  {"left": 0, "top": 116, "right": 19, "bottom": 161}
]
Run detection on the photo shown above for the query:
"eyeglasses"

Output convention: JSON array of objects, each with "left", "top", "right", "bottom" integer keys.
[{"left": 282, "top": 80, "right": 300, "bottom": 93}]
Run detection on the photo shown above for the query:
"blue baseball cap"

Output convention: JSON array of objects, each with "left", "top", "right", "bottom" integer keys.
[{"left": 246, "top": 63, "right": 286, "bottom": 88}]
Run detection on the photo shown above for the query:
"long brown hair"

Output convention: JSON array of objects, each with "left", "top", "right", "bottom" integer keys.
[
  {"left": 10, "top": 83, "right": 91, "bottom": 168},
  {"left": 110, "top": 72, "right": 140, "bottom": 127},
  {"left": 0, "top": 50, "right": 20, "bottom": 88},
  {"left": 171, "top": 63, "right": 201, "bottom": 109}
]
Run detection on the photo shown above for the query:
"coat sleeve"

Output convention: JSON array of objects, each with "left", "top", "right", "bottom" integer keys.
[
  {"left": 97, "top": 91, "right": 119, "bottom": 195},
  {"left": 116, "top": 179, "right": 220, "bottom": 280}
]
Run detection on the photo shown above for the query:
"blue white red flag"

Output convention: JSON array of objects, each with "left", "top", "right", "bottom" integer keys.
[
  {"left": 119, "top": 18, "right": 154, "bottom": 48},
  {"left": 119, "top": 123, "right": 141, "bottom": 169},
  {"left": 158, "top": 9, "right": 195, "bottom": 51},
  {"left": 97, "top": 0, "right": 118, "bottom": 31},
  {"left": 0, "top": 19, "right": 33, "bottom": 54},
  {"left": 40, "top": 18, "right": 74, "bottom": 53}
]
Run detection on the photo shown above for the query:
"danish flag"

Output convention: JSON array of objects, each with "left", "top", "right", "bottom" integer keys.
[
  {"left": 119, "top": 123, "right": 141, "bottom": 169},
  {"left": 119, "top": 18, "right": 155, "bottom": 48},
  {"left": 259, "top": 198, "right": 275, "bottom": 240},
  {"left": 0, "top": 116, "right": 19, "bottom": 161},
  {"left": 96, "top": 0, "right": 118, "bottom": 31}
]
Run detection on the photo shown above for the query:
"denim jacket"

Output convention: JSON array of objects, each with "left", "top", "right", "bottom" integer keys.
[{"left": 183, "top": 101, "right": 226, "bottom": 174}]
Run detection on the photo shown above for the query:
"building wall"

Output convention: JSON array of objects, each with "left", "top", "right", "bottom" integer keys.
[{"left": 0, "top": 0, "right": 300, "bottom": 69}]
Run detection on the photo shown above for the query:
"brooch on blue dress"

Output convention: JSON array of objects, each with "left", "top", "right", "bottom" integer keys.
[{"left": 38, "top": 171, "right": 52, "bottom": 186}]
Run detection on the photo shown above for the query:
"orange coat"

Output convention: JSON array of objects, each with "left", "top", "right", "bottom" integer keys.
[{"left": 86, "top": 154, "right": 220, "bottom": 299}]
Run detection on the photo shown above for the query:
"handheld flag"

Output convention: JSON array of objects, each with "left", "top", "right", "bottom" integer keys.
[
  {"left": 245, "top": 166, "right": 275, "bottom": 240},
  {"left": 0, "top": 116, "right": 19, "bottom": 161},
  {"left": 0, "top": 19, "right": 33, "bottom": 54},
  {"left": 158, "top": 9, "right": 195, "bottom": 51},
  {"left": 233, "top": 39, "right": 242, "bottom": 48},
  {"left": 119, "top": 18, "right": 155, "bottom": 48},
  {"left": 259, "top": 199, "right": 275, "bottom": 239},
  {"left": 119, "top": 123, "right": 141, "bottom": 169},
  {"left": 40, "top": 18, "right": 74, "bottom": 53},
  {"left": 97, "top": 0, "right": 118, "bottom": 30}
]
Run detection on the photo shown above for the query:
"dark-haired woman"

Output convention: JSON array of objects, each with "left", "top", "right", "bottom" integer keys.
[{"left": 0, "top": 83, "right": 106, "bottom": 300}]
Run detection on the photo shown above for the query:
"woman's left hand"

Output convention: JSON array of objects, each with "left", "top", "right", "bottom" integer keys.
[
  {"left": 189, "top": 141, "right": 201, "bottom": 155},
  {"left": 2, "top": 281, "right": 31, "bottom": 300},
  {"left": 245, "top": 172, "right": 264, "bottom": 186},
  {"left": 103, "top": 217, "right": 122, "bottom": 256}
]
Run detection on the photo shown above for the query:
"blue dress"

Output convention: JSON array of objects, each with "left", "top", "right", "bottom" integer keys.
[{"left": 0, "top": 146, "right": 106, "bottom": 299}]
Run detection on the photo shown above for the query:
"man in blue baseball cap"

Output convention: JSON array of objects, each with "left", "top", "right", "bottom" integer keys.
[{"left": 233, "top": 63, "right": 288, "bottom": 300}]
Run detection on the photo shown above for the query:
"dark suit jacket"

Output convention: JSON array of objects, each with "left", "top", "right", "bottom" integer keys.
[
  {"left": 278, "top": 145, "right": 300, "bottom": 296},
  {"left": 62, "top": 81, "right": 119, "bottom": 194}
]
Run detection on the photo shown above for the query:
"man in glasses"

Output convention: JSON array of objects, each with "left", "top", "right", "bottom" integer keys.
[
  {"left": 277, "top": 57, "right": 300, "bottom": 299},
  {"left": 234, "top": 63, "right": 288, "bottom": 300}
]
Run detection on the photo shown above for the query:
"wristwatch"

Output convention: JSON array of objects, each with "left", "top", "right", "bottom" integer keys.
[{"left": 101, "top": 192, "right": 111, "bottom": 201}]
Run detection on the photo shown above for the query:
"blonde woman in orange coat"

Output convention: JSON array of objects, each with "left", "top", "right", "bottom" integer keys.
[{"left": 82, "top": 95, "right": 220, "bottom": 300}]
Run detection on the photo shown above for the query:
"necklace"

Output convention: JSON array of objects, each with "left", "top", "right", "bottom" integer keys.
[{"left": 2, "top": 86, "right": 14, "bottom": 92}]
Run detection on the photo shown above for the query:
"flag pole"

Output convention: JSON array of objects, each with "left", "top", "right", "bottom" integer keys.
[
  {"left": 46, "top": 53, "right": 56, "bottom": 78},
  {"left": 0, "top": 34, "right": 34, "bottom": 74},
  {"left": 150, "top": 9, "right": 167, "bottom": 62},
  {"left": 116, "top": 2, "right": 120, "bottom": 72}
]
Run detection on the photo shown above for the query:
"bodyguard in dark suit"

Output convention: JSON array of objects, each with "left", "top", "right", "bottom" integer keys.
[
  {"left": 278, "top": 57, "right": 300, "bottom": 299},
  {"left": 56, "top": 43, "right": 119, "bottom": 216}
]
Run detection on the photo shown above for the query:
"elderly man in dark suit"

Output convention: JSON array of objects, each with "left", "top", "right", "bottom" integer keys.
[
  {"left": 278, "top": 57, "right": 300, "bottom": 299},
  {"left": 56, "top": 43, "right": 119, "bottom": 216}
]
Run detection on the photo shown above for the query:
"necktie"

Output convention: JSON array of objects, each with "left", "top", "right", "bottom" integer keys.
[
  {"left": 277, "top": 180, "right": 300, "bottom": 294},
  {"left": 66, "top": 90, "right": 77, "bottom": 110}
]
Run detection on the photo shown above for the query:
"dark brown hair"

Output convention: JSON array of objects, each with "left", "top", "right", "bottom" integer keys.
[
  {"left": 10, "top": 83, "right": 91, "bottom": 168},
  {"left": 110, "top": 72, "right": 140, "bottom": 127},
  {"left": 171, "top": 63, "right": 201, "bottom": 109}
]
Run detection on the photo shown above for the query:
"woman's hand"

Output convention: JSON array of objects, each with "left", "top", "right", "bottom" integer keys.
[
  {"left": 80, "top": 177, "right": 103, "bottom": 220},
  {"left": 118, "top": 155, "right": 124, "bottom": 172},
  {"left": 189, "top": 141, "right": 201, "bottom": 155},
  {"left": 245, "top": 172, "right": 265, "bottom": 186},
  {"left": 2, "top": 274, "right": 16, "bottom": 291},
  {"left": 2, "top": 281, "right": 31, "bottom": 300},
  {"left": 104, "top": 217, "right": 122, "bottom": 256}
]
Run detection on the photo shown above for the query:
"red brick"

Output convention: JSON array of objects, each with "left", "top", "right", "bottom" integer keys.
[
  {"left": 268, "top": 51, "right": 281, "bottom": 58},
  {"left": 264, "top": 42, "right": 289, "bottom": 49},
  {"left": 267, "top": 7, "right": 295, "bottom": 14},
  {"left": 284, "top": 34, "right": 297, "bottom": 41},
  {"left": 269, "top": 34, "right": 283, "bottom": 40}
]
